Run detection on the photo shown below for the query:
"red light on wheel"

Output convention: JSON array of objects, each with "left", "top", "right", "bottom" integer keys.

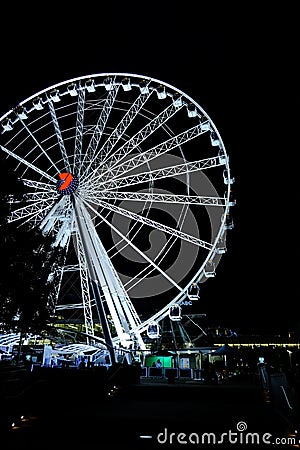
[{"left": 57, "top": 172, "right": 78, "bottom": 195}]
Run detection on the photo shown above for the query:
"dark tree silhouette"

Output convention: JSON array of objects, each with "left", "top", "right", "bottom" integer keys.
[{"left": 0, "top": 162, "right": 63, "bottom": 348}]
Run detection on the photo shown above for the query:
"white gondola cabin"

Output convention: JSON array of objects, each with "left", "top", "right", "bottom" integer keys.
[
  {"left": 210, "top": 131, "right": 219, "bottom": 146},
  {"left": 218, "top": 148, "right": 227, "bottom": 165},
  {"left": 187, "top": 283, "right": 200, "bottom": 300},
  {"left": 67, "top": 83, "right": 78, "bottom": 97},
  {"left": 32, "top": 97, "right": 44, "bottom": 110},
  {"left": 139, "top": 79, "right": 149, "bottom": 94},
  {"left": 85, "top": 78, "right": 95, "bottom": 92},
  {"left": 2, "top": 118, "right": 13, "bottom": 131},
  {"left": 187, "top": 102, "right": 197, "bottom": 117},
  {"left": 169, "top": 304, "right": 182, "bottom": 321},
  {"left": 103, "top": 77, "right": 113, "bottom": 91},
  {"left": 223, "top": 168, "right": 235, "bottom": 185},
  {"left": 49, "top": 89, "right": 60, "bottom": 102},
  {"left": 121, "top": 77, "right": 132, "bottom": 91},
  {"left": 224, "top": 213, "right": 234, "bottom": 230},
  {"left": 204, "top": 261, "right": 216, "bottom": 277},
  {"left": 227, "top": 189, "right": 236, "bottom": 207},
  {"left": 156, "top": 84, "right": 167, "bottom": 99},
  {"left": 147, "top": 322, "right": 161, "bottom": 339},
  {"left": 172, "top": 92, "right": 182, "bottom": 108},
  {"left": 216, "top": 237, "right": 227, "bottom": 254},
  {"left": 16, "top": 105, "right": 28, "bottom": 120}
]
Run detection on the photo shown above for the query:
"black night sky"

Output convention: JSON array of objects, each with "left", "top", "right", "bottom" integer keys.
[{"left": 0, "top": 4, "right": 297, "bottom": 336}]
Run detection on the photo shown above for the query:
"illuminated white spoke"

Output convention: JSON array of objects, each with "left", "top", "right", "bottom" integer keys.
[
  {"left": 22, "top": 179, "right": 56, "bottom": 191},
  {"left": 89, "top": 191, "right": 226, "bottom": 206},
  {"left": 85, "top": 155, "right": 221, "bottom": 192},
  {"left": 94, "top": 84, "right": 153, "bottom": 168},
  {"left": 98, "top": 122, "right": 207, "bottom": 186},
  {"left": 7, "top": 192, "right": 58, "bottom": 203},
  {"left": 16, "top": 121, "right": 61, "bottom": 174},
  {"left": 0, "top": 145, "right": 56, "bottom": 182},
  {"left": 86, "top": 101, "right": 183, "bottom": 187},
  {"left": 81, "top": 77, "right": 120, "bottom": 176},
  {"left": 19, "top": 207, "right": 55, "bottom": 229},
  {"left": 80, "top": 196, "right": 182, "bottom": 292},
  {"left": 85, "top": 197, "right": 213, "bottom": 250},
  {"left": 121, "top": 204, "right": 190, "bottom": 294},
  {"left": 48, "top": 100, "right": 70, "bottom": 171},
  {"left": 73, "top": 83, "right": 86, "bottom": 176},
  {"left": 7, "top": 198, "right": 54, "bottom": 223}
]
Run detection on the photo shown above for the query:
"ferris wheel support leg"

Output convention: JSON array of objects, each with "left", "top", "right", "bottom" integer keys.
[{"left": 90, "top": 279, "right": 116, "bottom": 365}]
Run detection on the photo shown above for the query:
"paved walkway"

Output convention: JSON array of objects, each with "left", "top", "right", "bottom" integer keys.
[{"left": 2, "top": 368, "right": 300, "bottom": 449}]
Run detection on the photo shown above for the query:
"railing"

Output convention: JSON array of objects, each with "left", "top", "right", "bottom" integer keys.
[
  {"left": 141, "top": 367, "right": 199, "bottom": 380},
  {"left": 257, "top": 363, "right": 300, "bottom": 428}
]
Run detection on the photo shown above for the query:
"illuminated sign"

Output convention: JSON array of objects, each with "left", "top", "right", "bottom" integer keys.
[{"left": 57, "top": 172, "right": 79, "bottom": 195}]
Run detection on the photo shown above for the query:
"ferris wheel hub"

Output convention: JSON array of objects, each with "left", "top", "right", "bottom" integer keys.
[{"left": 57, "top": 172, "right": 79, "bottom": 195}]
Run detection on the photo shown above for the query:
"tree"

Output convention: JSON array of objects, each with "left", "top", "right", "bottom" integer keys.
[{"left": 0, "top": 164, "right": 63, "bottom": 355}]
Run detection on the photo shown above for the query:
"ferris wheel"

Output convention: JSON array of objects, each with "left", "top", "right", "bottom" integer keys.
[{"left": 0, "top": 73, "right": 235, "bottom": 357}]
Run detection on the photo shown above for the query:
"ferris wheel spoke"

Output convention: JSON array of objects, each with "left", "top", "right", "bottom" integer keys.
[
  {"left": 81, "top": 77, "right": 120, "bottom": 177},
  {"left": 17, "top": 192, "right": 58, "bottom": 202},
  {"left": 122, "top": 205, "right": 189, "bottom": 294},
  {"left": 88, "top": 190, "right": 226, "bottom": 206},
  {"left": 16, "top": 120, "right": 61, "bottom": 175},
  {"left": 87, "top": 155, "right": 222, "bottom": 192},
  {"left": 73, "top": 83, "right": 86, "bottom": 176},
  {"left": 97, "top": 121, "right": 208, "bottom": 186},
  {"left": 86, "top": 101, "right": 184, "bottom": 187},
  {"left": 48, "top": 99, "right": 71, "bottom": 172},
  {"left": 85, "top": 196, "right": 213, "bottom": 250},
  {"left": 92, "top": 82, "right": 153, "bottom": 170},
  {"left": 0, "top": 144, "right": 57, "bottom": 183},
  {"left": 7, "top": 198, "right": 55, "bottom": 224},
  {"left": 22, "top": 178, "right": 57, "bottom": 192},
  {"left": 80, "top": 196, "right": 183, "bottom": 292}
]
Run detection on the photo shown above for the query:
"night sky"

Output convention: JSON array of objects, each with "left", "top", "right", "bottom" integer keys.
[{"left": 0, "top": 4, "right": 297, "bottom": 336}]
